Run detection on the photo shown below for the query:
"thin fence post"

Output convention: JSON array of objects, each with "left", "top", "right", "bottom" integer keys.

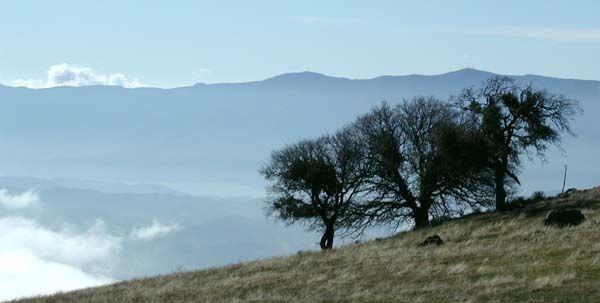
[{"left": 561, "top": 164, "right": 568, "bottom": 195}]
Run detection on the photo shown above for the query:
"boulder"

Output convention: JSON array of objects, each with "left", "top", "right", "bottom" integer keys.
[
  {"left": 418, "top": 234, "right": 444, "bottom": 247},
  {"left": 544, "top": 208, "right": 585, "bottom": 227}
]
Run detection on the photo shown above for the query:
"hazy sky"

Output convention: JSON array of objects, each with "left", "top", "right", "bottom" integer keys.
[{"left": 0, "top": 0, "right": 599, "bottom": 87}]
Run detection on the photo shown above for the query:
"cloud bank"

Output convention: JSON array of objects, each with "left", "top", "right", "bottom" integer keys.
[
  {"left": 0, "top": 250, "right": 112, "bottom": 301},
  {"left": 8, "top": 64, "right": 146, "bottom": 89},
  {"left": 0, "top": 217, "right": 117, "bottom": 301},
  {"left": 0, "top": 189, "right": 182, "bottom": 301},
  {"left": 0, "top": 189, "right": 39, "bottom": 209}
]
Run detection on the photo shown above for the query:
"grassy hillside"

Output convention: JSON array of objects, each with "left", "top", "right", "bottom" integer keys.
[{"left": 12, "top": 187, "right": 600, "bottom": 303}]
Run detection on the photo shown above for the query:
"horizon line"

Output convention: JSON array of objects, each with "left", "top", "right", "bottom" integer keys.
[{"left": 2, "top": 67, "right": 598, "bottom": 90}]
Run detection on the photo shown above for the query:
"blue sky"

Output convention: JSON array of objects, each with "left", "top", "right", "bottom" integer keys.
[{"left": 0, "top": 0, "right": 598, "bottom": 87}]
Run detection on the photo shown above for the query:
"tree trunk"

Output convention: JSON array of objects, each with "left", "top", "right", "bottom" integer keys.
[
  {"left": 495, "top": 168, "right": 507, "bottom": 211},
  {"left": 319, "top": 223, "right": 335, "bottom": 250},
  {"left": 413, "top": 206, "right": 430, "bottom": 229}
]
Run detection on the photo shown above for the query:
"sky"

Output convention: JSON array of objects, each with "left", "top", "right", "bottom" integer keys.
[{"left": 0, "top": 0, "right": 599, "bottom": 88}]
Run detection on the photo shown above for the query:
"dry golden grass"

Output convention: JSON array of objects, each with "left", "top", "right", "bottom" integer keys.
[{"left": 11, "top": 187, "right": 600, "bottom": 303}]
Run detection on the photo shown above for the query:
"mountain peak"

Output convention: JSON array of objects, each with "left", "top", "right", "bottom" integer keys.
[
  {"left": 263, "top": 71, "right": 343, "bottom": 83},
  {"left": 443, "top": 68, "right": 495, "bottom": 76}
]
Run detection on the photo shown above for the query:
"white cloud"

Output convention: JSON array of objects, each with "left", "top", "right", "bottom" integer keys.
[
  {"left": 129, "top": 220, "right": 181, "bottom": 241},
  {"left": 8, "top": 63, "right": 146, "bottom": 89},
  {"left": 0, "top": 189, "right": 39, "bottom": 209},
  {"left": 1, "top": 218, "right": 122, "bottom": 267},
  {"left": 469, "top": 26, "right": 600, "bottom": 43},
  {"left": 0, "top": 217, "right": 119, "bottom": 301}
]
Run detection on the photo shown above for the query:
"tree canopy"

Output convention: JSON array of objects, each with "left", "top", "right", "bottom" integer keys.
[
  {"left": 454, "top": 76, "right": 581, "bottom": 210},
  {"left": 352, "top": 97, "right": 493, "bottom": 230},
  {"left": 260, "top": 127, "right": 370, "bottom": 249}
]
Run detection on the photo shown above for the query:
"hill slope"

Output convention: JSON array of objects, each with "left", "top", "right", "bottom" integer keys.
[{"left": 12, "top": 187, "right": 600, "bottom": 303}]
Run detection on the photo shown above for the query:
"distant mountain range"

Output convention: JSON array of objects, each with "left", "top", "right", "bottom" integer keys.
[
  {"left": 0, "top": 68, "right": 598, "bottom": 196},
  {"left": 0, "top": 176, "right": 185, "bottom": 195}
]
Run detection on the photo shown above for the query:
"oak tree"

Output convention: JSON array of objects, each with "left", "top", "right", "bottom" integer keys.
[{"left": 454, "top": 77, "right": 581, "bottom": 210}]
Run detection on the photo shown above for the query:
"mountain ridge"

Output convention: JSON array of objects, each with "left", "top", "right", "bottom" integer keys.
[
  {"left": 0, "top": 68, "right": 597, "bottom": 198},
  {"left": 3, "top": 68, "right": 599, "bottom": 91}
]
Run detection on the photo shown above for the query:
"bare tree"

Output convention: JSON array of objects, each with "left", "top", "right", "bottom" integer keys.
[
  {"left": 353, "top": 97, "right": 492, "bottom": 229},
  {"left": 454, "top": 76, "right": 581, "bottom": 210},
  {"left": 260, "top": 127, "right": 370, "bottom": 250}
]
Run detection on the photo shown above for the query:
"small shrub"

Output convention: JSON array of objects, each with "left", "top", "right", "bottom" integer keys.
[
  {"left": 531, "top": 191, "right": 546, "bottom": 202},
  {"left": 505, "top": 196, "right": 534, "bottom": 210}
]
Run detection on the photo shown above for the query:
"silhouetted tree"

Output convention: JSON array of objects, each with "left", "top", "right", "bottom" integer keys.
[
  {"left": 454, "top": 76, "right": 581, "bottom": 210},
  {"left": 353, "top": 97, "right": 492, "bottom": 229},
  {"left": 260, "top": 127, "right": 370, "bottom": 250}
]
